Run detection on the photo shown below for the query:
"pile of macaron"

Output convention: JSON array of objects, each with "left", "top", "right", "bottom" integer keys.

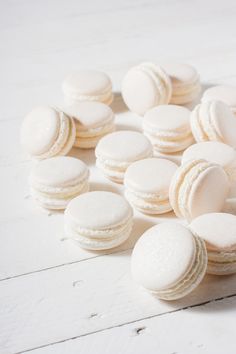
[{"left": 20, "top": 62, "right": 236, "bottom": 301}]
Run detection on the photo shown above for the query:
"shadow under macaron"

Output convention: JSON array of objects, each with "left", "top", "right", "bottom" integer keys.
[{"left": 110, "top": 92, "right": 128, "bottom": 114}]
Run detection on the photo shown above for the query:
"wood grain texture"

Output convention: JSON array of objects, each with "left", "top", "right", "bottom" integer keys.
[{"left": 1, "top": 0, "right": 236, "bottom": 353}]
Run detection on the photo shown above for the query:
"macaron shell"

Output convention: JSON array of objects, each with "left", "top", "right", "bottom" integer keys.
[
  {"left": 63, "top": 71, "right": 112, "bottom": 96},
  {"left": 95, "top": 131, "right": 152, "bottom": 162},
  {"left": 131, "top": 223, "right": 196, "bottom": 291},
  {"left": 21, "top": 106, "right": 60, "bottom": 155},
  {"left": 202, "top": 85, "right": 236, "bottom": 111},
  {"left": 65, "top": 191, "right": 132, "bottom": 230},
  {"left": 188, "top": 165, "right": 229, "bottom": 219},
  {"left": 211, "top": 101, "right": 236, "bottom": 147},
  {"left": 189, "top": 213, "right": 236, "bottom": 251},
  {"left": 124, "top": 158, "right": 178, "bottom": 195},
  {"left": 143, "top": 105, "right": 191, "bottom": 133},
  {"left": 30, "top": 156, "right": 89, "bottom": 187},
  {"left": 163, "top": 62, "right": 199, "bottom": 86},
  {"left": 64, "top": 101, "right": 114, "bottom": 130},
  {"left": 182, "top": 141, "right": 236, "bottom": 168}
]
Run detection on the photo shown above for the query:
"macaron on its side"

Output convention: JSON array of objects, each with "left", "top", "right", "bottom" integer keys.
[
  {"left": 124, "top": 158, "right": 178, "bottom": 214},
  {"left": 29, "top": 157, "right": 89, "bottom": 210},
  {"left": 62, "top": 70, "right": 113, "bottom": 106},
  {"left": 155, "top": 235, "right": 207, "bottom": 300},
  {"left": 21, "top": 106, "right": 76, "bottom": 160},
  {"left": 64, "top": 191, "right": 133, "bottom": 250},
  {"left": 121, "top": 62, "right": 172, "bottom": 116},
  {"left": 202, "top": 85, "right": 236, "bottom": 114},
  {"left": 169, "top": 159, "right": 229, "bottom": 220},
  {"left": 95, "top": 131, "right": 153, "bottom": 183},
  {"left": 190, "top": 101, "right": 236, "bottom": 148},
  {"left": 131, "top": 222, "right": 207, "bottom": 300},
  {"left": 143, "top": 105, "right": 194, "bottom": 154},
  {"left": 182, "top": 141, "right": 236, "bottom": 181},
  {"left": 190, "top": 213, "right": 236, "bottom": 275}
]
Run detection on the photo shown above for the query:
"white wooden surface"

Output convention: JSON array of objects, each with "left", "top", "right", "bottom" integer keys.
[{"left": 1, "top": 0, "right": 236, "bottom": 353}]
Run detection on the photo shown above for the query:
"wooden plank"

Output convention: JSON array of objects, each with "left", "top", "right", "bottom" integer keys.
[
  {"left": 1, "top": 248, "right": 236, "bottom": 354},
  {"left": 27, "top": 295, "right": 236, "bottom": 354}
]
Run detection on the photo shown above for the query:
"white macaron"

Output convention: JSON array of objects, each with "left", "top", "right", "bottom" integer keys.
[
  {"left": 131, "top": 222, "right": 207, "bottom": 300},
  {"left": 190, "top": 100, "right": 236, "bottom": 148},
  {"left": 64, "top": 101, "right": 115, "bottom": 149},
  {"left": 190, "top": 213, "right": 236, "bottom": 275},
  {"left": 182, "top": 141, "right": 236, "bottom": 181},
  {"left": 21, "top": 106, "right": 75, "bottom": 160},
  {"left": 29, "top": 156, "right": 89, "bottom": 210},
  {"left": 95, "top": 131, "right": 153, "bottom": 183},
  {"left": 143, "top": 105, "right": 194, "bottom": 153},
  {"left": 169, "top": 159, "right": 229, "bottom": 220},
  {"left": 62, "top": 70, "right": 113, "bottom": 106},
  {"left": 121, "top": 62, "right": 172, "bottom": 115},
  {"left": 163, "top": 62, "right": 201, "bottom": 105},
  {"left": 124, "top": 158, "right": 178, "bottom": 214},
  {"left": 202, "top": 85, "right": 236, "bottom": 114},
  {"left": 64, "top": 191, "right": 133, "bottom": 250}
]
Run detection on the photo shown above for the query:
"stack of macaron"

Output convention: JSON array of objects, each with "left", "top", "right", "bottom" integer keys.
[{"left": 20, "top": 61, "right": 236, "bottom": 302}]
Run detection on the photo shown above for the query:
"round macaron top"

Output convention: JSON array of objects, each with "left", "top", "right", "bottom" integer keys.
[
  {"left": 65, "top": 191, "right": 132, "bottom": 230},
  {"left": 182, "top": 141, "right": 236, "bottom": 168},
  {"left": 190, "top": 213, "right": 236, "bottom": 251},
  {"left": 95, "top": 131, "right": 152, "bottom": 162},
  {"left": 21, "top": 106, "right": 60, "bottom": 155},
  {"left": 30, "top": 156, "right": 88, "bottom": 187},
  {"left": 202, "top": 85, "right": 236, "bottom": 109},
  {"left": 143, "top": 105, "right": 191, "bottom": 133},
  {"left": 124, "top": 158, "right": 178, "bottom": 195},
  {"left": 65, "top": 101, "right": 114, "bottom": 130},
  {"left": 62, "top": 70, "right": 112, "bottom": 96},
  {"left": 131, "top": 222, "right": 196, "bottom": 291},
  {"left": 163, "top": 62, "right": 199, "bottom": 87}
]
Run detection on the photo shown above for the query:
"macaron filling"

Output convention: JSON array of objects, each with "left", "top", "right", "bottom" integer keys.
[{"left": 65, "top": 211, "right": 133, "bottom": 250}]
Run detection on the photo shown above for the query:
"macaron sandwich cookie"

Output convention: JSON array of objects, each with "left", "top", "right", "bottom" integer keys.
[
  {"left": 190, "top": 213, "right": 236, "bottom": 275},
  {"left": 29, "top": 157, "right": 89, "bottom": 210},
  {"left": 169, "top": 159, "right": 229, "bottom": 220},
  {"left": 95, "top": 131, "right": 153, "bottom": 183},
  {"left": 62, "top": 70, "right": 113, "bottom": 106},
  {"left": 182, "top": 141, "right": 236, "bottom": 181},
  {"left": 122, "top": 62, "right": 172, "bottom": 115},
  {"left": 65, "top": 191, "right": 133, "bottom": 250},
  {"left": 190, "top": 100, "right": 236, "bottom": 148},
  {"left": 124, "top": 158, "right": 178, "bottom": 214},
  {"left": 21, "top": 106, "right": 75, "bottom": 159},
  {"left": 143, "top": 105, "right": 194, "bottom": 153},
  {"left": 131, "top": 222, "right": 207, "bottom": 300},
  {"left": 163, "top": 62, "right": 201, "bottom": 105},
  {"left": 202, "top": 85, "right": 236, "bottom": 114},
  {"left": 65, "top": 101, "right": 115, "bottom": 149}
]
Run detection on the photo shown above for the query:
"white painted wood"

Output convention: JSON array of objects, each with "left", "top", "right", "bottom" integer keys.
[
  {"left": 1, "top": 249, "right": 236, "bottom": 353},
  {"left": 29, "top": 295, "right": 236, "bottom": 354},
  {"left": 1, "top": 0, "right": 236, "bottom": 353}
]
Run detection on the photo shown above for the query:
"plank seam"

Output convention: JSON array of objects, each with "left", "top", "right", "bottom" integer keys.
[
  {"left": 16, "top": 292, "right": 236, "bottom": 354},
  {"left": 0, "top": 248, "right": 131, "bottom": 282}
]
